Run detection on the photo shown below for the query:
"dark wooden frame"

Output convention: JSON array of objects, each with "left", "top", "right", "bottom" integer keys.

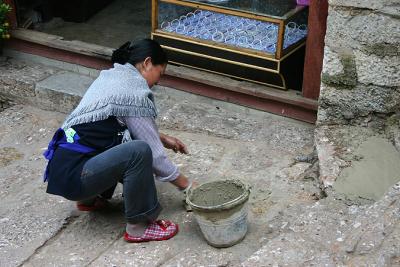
[{"left": 302, "top": 0, "right": 328, "bottom": 99}]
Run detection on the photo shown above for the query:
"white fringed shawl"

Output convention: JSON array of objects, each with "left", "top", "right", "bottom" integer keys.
[{"left": 62, "top": 63, "right": 157, "bottom": 129}]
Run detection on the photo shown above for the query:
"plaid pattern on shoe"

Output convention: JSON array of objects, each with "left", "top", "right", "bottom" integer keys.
[{"left": 124, "top": 220, "right": 179, "bottom": 243}]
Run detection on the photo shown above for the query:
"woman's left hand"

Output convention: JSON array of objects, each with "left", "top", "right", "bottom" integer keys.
[{"left": 160, "top": 133, "right": 189, "bottom": 154}]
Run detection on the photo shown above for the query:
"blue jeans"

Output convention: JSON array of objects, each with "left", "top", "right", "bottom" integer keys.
[{"left": 77, "top": 140, "right": 161, "bottom": 223}]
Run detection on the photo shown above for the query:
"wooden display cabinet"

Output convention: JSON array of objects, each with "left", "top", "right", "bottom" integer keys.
[{"left": 151, "top": 0, "right": 308, "bottom": 90}]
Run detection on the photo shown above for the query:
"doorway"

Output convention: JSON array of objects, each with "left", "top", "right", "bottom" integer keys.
[{"left": 15, "top": 0, "right": 151, "bottom": 48}]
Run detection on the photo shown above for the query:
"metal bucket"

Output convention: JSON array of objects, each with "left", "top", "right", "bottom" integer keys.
[{"left": 186, "top": 179, "right": 250, "bottom": 248}]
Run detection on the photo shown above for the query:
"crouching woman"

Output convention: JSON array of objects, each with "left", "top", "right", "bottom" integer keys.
[{"left": 43, "top": 39, "right": 191, "bottom": 243}]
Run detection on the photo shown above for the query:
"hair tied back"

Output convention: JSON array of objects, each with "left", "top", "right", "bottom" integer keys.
[
  {"left": 111, "top": 39, "right": 168, "bottom": 66},
  {"left": 111, "top": 41, "right": 132, "bottom": 65}
]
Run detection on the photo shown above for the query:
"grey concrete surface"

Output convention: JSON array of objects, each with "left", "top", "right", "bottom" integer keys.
[
  {"left": 0, "top": 104, "right": 316, "bottom": 266},
  {"left": 1, "top": 56, "right": 400, "bottom": 266},
  {"left": 242, "top": 182, "right": 400, "bottom": 266},
  {"left": 316, "top": 124, "right": 400, "bottom": 202}
]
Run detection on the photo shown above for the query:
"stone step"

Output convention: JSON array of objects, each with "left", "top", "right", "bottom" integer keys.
[
  {"left": 0, "top": 57, "right": 91, "bottom": 114},
  {"left": 35, "top": 71, "right": 94, "bottom": 113}
]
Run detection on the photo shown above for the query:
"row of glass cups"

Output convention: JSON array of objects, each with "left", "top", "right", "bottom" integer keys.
[{"left": 160, "top": 9, "right": 308, "bottom": 53}]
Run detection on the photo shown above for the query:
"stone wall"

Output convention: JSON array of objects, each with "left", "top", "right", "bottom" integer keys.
[
  {"left": 317, "top": 0, "right": 400, "bottom": 126},
  {"left": 315, "top": 1, "right": 400, "bottom": 190}
]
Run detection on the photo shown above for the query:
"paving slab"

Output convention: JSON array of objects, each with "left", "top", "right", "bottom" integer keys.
[{"left": 0, "top": 105, "right": 74, "bottom": 267}]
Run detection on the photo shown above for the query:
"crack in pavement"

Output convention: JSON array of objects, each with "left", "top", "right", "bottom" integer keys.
[{"left": 17, "top": 213, "right": 80, "bottom": 267}]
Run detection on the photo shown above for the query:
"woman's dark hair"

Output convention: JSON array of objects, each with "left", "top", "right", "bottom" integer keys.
[{"left": 111, "top": 39, "right": 168, "bottom": 66}]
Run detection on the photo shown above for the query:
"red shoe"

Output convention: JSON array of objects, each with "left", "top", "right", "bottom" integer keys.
[
  {"left": 124, "top": 220, "right": 179, "bottom": 243},
  {"left": 76, "top": 197, "right": 107, "bottom": 211}
]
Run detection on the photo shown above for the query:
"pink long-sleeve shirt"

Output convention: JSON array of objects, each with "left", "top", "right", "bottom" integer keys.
[{"left": 119, "top": 116, "right": 180, "bottom": 182}]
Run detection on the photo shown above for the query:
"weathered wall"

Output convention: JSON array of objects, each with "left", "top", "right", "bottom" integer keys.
[
  {"left": 315, "top": 1, "right": 400, "bottom": 189},
  {"left": 317, "top": 0, "right": 400, "bottom": 126}
]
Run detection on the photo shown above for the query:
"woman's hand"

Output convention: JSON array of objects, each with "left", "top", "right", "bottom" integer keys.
[
  {"left": 171, "top": 174, "right": 191, "bottom": 191},
  {"left": 160, "top": 133, "right": 189, "bottom": 154},
  {"left": 171, "top": 173, "right": 198, "bottom": 191}
]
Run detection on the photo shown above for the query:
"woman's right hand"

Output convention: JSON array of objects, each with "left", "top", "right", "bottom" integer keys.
[
  {"left": 171, "top": 173, "right": 198, "bottom": 193},
  {"left": 170, "top": 173, "right": 191, "bottom": 191}
]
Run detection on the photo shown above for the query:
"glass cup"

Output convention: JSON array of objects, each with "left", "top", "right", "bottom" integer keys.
[
  {"left": 224, "top": 34, "right": 236, "bottom": 45},
  {"left": 160, "top": 21, "right": 171, "bottom": 32},
  {"left": 194, "top": 9, "right": 202, "bottom": 18},
  {"left": 204, "top": 10, "right": 213, "bottom": 18},
  {"left": 171, "top": 19, "right": 180, "bottom": 30},
  {"left": 212, "top": 31, "right": 224, "bottom": 43},
  {"left": 179, "top": 15, "right": 190, "bottom": 27},
  {"left": 298, "top": 24, "right": 307, "bottom": 36},
  {"left": 286, "top": 22, "right": 297, "bottom": 35},
  {"left": 186, "top": 25, "right": 196, "bottom": 36},
  {"left": 200, "top": 28, "right": 211, "bottom": 40},
  {"left": 194, "top": 26, "right": 203, "bottom": 37},
  {"left": 237, "top": 36, "right": 248, "bottom": 47},
  {"left": 251, "top": 39, "right": 263, "bottom": 51},
  {"left": 246, "top": 34, "right": 255, "bottom": 44},
  {"left": 265, "top": 43, "right": 276, "bottom": 53},
  {"left": 186, "top": 12, "right": 195, "bottom": 22},
  {"left": 246, "top": 23, "right": 257, "bottom": 32},
  {"left": 213, "top": 26, "right": 220, "bottom": 33},
  {"left": 176, "top": 24, "right": 186, "bottom": 34},
  {"left": 242, "top": 18, "right": 253, "bottom": 26}
]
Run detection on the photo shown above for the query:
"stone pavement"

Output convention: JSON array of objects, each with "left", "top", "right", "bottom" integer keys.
[{"left": 0, "top": 56, "right": 399, "bottom": 266}]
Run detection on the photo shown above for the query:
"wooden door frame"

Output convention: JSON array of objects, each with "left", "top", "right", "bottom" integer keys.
[{"left": 302, "top": 0, "right": 329, "bottom": 99}]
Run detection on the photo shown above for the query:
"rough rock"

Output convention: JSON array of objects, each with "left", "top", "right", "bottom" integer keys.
[
  {"left": 276, "top": 162, "right": 312, "bottom": 181},
  {"left": 354, "top": 49, "right": 399, "bottom": 87},
  {"left": 317, "top": 0, "right": 400, "bottom": 199},
  {"left": 321, "top": 46, "right": 345, "bottom": 77},
  {"left": 328, "top": 0, "right": 400, "bottom": 16},
  {"left": 338, "top": 183, "right": 400, "bottom": 265},
  {"left": 325, "top": 7, "right": 400, "bottom": 50},
  {"left": 317, "top": 83, "right": 400, "bottom": 124},
  {"left": 315, "top": 126, "right": 348, "bottom": 187}
]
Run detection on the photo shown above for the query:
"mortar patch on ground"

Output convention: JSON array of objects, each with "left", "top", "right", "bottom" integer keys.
[
  {"left": 334, "top": 136, "right": 400, "bottom": 201},
  {"left": 0, "top": 147, "right": 23, "bottom": 167}
]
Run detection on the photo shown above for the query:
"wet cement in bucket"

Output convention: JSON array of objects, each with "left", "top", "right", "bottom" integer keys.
[
  {"left": 187, "top": 180, "right": 250, "bottom": 247},
  {"left": 189, "top": 180, "right": 245, "bottom": 208}
]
